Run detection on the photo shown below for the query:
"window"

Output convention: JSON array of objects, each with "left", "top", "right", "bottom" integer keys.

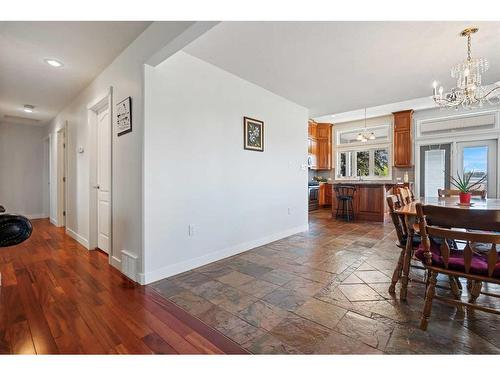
[
  {"left": 356, "top": 151, "right": 369, "bottom": 176},
  {"left": 336, "top": 148, "right": 391, "bottom": 179},
  {"left": 334, "top": 122, "right": 392, "bottom": 181},
  {"left": 338, "top": 125, "right": 390, "bottom": 145},
  {"left": 374, "top": 149, "right": 389, "bottom": 177}
]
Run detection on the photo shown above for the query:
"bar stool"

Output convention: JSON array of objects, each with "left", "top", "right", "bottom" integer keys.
[{"left": 334, "top": 185, "right": 356, "bottom": 221}]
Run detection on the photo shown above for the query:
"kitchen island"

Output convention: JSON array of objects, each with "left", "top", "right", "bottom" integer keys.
[{"left": 330, "top": 182, "right": 398, "bottom": 222}]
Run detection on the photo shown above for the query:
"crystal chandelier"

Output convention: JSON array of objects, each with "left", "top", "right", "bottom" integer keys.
[
  {"left": 432, "top": 27, "right": 500, "bottom": 109},
  {"left": 356, "top": 108, "right": 375, "bottom": 142}
]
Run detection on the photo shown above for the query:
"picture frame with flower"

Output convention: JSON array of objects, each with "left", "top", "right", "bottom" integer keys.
[{"left": 243, "top": 116, "right": 264, "bottom": 152}]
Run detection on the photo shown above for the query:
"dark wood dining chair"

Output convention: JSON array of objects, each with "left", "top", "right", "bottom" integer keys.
[
  {"left": 415, "top": 203, "right": 500, "bottom": 330},
  {"left": 387, "top": 195, "right": 430, "bottom": 294},
  {"left": 438, "top": 188, "right": 487, "bottom": 199},
  {"left": 398, "top": 187, "right": 414, "bottom": 205}
]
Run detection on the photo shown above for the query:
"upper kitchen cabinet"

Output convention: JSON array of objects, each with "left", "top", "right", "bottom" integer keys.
[
  {"left": 308, "top": 121, "right": 332, "bottom": 170},
  {"left": 308, "top": 121, "right": 317, "bottom": 138},
  {"left": 392, "top": 110, "right": 413, "bottom": 167},
  {"left": 316, "top": 123, "right": 332, "bottom": 170}
]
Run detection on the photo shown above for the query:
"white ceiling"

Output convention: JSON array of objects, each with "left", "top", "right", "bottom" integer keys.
[
  {"left": 184, "top": 21, "right": 500, "bottom": 117},
  {"left": 0, "top": 21, "right": 151, "bottom": 126}
]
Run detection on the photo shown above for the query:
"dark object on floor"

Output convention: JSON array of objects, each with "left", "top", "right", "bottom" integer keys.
[{"left": 0, "top": 211, "right": 32, "bottom": 247}]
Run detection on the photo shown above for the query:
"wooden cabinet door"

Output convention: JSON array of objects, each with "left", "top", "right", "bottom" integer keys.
[
  {"left": 317, "top": 138, "right": 331, "bottom": 170},
  {"left": 316, "top": 124, "right": 330, "bottom": 139},
  {"left": 393, "top": 110, "right": 413, "bottom": 167},
  {"left": 308, "top": 122, "right": 317, "bottom": 138},
  {"left": 319, "top": 184, "right": 326, "bottom": 205},
  {"left": 325, "top": 184, "right": 332, "bottom": 205},
  {"left": 394, "top": 130, "right": 411, "bottom": 167}
]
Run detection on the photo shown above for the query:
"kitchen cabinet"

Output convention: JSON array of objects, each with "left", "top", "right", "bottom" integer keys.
[
  {"left": 393, "top": 110, "right": 413, "bottom": 167},
  {"left": 308, "top": 121, "right": 317, "bottom": 138},
  {"left": 309, "top": 121, "right": 332, "bottom": 170},
  {"left": 319, "top": 183, "right": 333, "bottom": 206},
  {"left": 330, "top": 183, "right": 392, "bottom": 222}
]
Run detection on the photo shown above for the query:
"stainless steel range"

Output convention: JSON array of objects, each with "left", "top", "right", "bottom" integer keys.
[{"left": 308, "top": 182, "right": 319, "bottom": 211}]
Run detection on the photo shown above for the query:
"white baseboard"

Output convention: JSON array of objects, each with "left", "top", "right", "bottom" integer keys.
[
  {"left": 26, "top": 213, "right": 49, "bottom": 220},
  {"left": 140, "top": 224, "right": 308, "bottom": 285},
  {"left": 66, "top": 227, "right": 90, "bottom": 249},
  {"left": 49, "top": 217, "right": 57, "bottom": 225},
  {"left": 110, "top": 255, "right": 121, "bottom": 268}
]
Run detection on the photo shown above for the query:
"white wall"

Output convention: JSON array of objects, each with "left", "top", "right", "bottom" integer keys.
[
  {"left": 0, "top": 122, "right": 46, "bottom": 218},
  {"left": 45, "top": 22, "right": 201, "bottom": 276},
  {"left": 143, "top": 51, "right": 309, "bottom": 284}
]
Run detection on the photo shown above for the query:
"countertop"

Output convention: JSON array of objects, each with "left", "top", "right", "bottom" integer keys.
[{"left": 328, "top": 181, "right": 403, "bottom": 185}]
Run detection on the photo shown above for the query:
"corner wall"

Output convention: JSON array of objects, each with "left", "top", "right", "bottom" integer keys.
[
  {"left": 45, "top": 22, "right": 198, "bottom": 277},
  {"left": 143, "top": 51, "right": 309, "bottom": 284}
]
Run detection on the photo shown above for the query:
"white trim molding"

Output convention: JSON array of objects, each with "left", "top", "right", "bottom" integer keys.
[
  {"left": 65, "top": 227, "right": 90, "bottom": 249},
  {"left": 25, "top": 213, "right": 49, "bottom": 220}
]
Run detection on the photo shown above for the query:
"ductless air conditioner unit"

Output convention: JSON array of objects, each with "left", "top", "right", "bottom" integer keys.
[{"left": 419, "top": 113, "right": 496, "bottom": 136}]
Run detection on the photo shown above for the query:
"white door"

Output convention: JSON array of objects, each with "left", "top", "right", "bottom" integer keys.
[
  {"left": 97, "top": 106, "right": 111, "bottom": 253},
  {"left": 457, "top": 140, "right": 497, "bottom": 198}
]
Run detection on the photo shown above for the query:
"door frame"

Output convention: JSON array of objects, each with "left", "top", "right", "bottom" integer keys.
[
  {"left": 456, "top": 139, "right": 498, "bottom": 198},
  {"left": 87, "top": 87, "right": 113, "bottom": 265},
  {"left": 418, "top": 143, "right": 452, "bottom": 198},
  {"left": 415, "top": 135, "right": 500, "bottom": 199},
  {"left": 43, "top": 135, "right": 51, "bottom": 219},
  {"left": 56, "top": 125, "right": 68, "bottom": 227}
]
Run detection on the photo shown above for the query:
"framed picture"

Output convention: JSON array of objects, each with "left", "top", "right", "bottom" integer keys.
[
  {"left": 116, "top": 96, "right": 132, "bottom": 136},
  {"left": 243, "top": 116, "right": 264, "bottom": 152}
]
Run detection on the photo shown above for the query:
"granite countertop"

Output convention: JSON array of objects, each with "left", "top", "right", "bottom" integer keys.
[{"left": 330, "top": 181, "right": 403, "bottom": 185}]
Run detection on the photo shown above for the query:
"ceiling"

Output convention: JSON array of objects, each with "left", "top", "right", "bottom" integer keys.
[
  {"left": 0, "top": 21, "right": 151, "bottom": 126},
  {"left": 184, "top": 21, "right": 500, "bottom": 117}
]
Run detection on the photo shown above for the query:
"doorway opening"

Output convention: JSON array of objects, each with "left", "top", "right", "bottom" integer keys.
[{"left": 87, "top": 89, "right": 113, "bottom": 258}]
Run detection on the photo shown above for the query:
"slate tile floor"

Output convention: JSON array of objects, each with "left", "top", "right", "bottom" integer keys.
[{"left": 151, "top": 209, "right": 500, "bottom": 354}]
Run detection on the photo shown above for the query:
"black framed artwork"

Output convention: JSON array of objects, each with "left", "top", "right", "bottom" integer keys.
[
  {"left": 243, "top": 116, "right": 264, "bottom": 152},
  {"left": 116, "top": 96, "right": 132, "bottom": 136}
]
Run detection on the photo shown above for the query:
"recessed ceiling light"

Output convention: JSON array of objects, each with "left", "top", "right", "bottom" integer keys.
[
  {"left": 23, "top": 104, "right": 35, "bottom": 113},
  {"left": 44, "top": 58, "right": 63, "bottom": 68}
]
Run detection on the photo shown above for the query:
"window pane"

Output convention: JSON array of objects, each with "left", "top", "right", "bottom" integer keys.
[
  {"left": 374, "top": 149, "right": 389, "bottom": 176},
  {"left": 340, "top": 152, "right": 347, "bottom": 176},
  {"left": 462, "top": 146, "right": 488, "bottom": 192},
  {"left": 339, "top": 126, "right": 389, "bottom": 144},
  {"left": 356, "top": 151, "right": 369, "bottom": 176}
]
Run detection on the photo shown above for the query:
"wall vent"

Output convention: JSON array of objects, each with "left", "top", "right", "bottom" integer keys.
[{"left": 121, "top": 250, "right": 138, "bottom": 281}]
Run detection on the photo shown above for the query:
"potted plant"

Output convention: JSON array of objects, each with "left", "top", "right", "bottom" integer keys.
[{"left": 450, "top": 170, "right": 487, "bottom": 204}]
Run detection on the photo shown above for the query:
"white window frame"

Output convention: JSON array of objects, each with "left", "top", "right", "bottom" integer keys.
[{"left": 334, "top": 122, "right": 393, "bottom": 181}]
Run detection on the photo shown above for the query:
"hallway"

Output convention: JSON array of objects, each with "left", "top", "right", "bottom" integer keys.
[{"left": 0, "top": 219, "right": 246, "bottom": 354}]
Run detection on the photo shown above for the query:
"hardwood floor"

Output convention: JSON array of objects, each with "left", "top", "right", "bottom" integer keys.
[{"left": 0, "top": 219, "right": 247, "bottom": 354}]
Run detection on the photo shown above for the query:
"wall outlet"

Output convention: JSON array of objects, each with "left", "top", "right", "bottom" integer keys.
[{"left": 188, "top": 224, "right": 195, "bottom": 236}]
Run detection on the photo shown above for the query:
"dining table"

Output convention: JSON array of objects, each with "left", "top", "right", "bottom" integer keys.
[{"left": 393, "top": 196, "right": 500, "bottom": 301}]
